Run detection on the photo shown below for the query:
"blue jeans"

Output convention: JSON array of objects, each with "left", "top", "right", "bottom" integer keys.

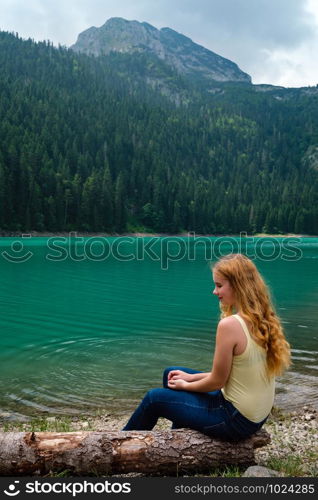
[{"left": 122, "top": 367, "right": 268, "bottom": 441}]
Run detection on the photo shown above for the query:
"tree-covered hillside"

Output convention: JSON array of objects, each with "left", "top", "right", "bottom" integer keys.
[{"left": 0, "top": 31, "right": 317, "bottom": 234}]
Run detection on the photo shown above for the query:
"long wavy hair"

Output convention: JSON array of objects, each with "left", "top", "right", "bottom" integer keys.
[{"left": 212, "top": 253, "right": 291, "bottom": 376}]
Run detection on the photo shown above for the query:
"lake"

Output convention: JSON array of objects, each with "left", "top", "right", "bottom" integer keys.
[{"left": 0, "top": 235, "right": 317, "bottom": 420}]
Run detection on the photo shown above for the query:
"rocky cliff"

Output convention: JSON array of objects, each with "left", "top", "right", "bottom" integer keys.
[{"left": 70, "top": 17, "right": 251, "bottom": 84}]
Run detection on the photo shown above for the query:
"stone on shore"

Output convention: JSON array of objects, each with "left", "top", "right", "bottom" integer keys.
[{"left": 243, "top": 465, "right": 282, "bottom": 477}]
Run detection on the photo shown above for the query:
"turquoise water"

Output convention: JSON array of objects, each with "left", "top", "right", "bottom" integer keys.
[{"left": 0, "top": 236, "right": 317, "bottom": 420}]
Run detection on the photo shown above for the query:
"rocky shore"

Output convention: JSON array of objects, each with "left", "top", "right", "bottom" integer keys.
[
  {"left": 253, "top": 405, "right": 317, "bottom": 477},
  {"left": 1, "top": 405, "right": 317, "bottom": 477}
]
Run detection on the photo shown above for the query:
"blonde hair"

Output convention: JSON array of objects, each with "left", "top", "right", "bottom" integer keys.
[{"left": 212, "top": 254, "right": 291, "bottom": 376}]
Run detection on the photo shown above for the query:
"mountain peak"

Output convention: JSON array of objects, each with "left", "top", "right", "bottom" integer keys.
[{"left": 70, "top": 18, "right": 251, "bottom": 84}]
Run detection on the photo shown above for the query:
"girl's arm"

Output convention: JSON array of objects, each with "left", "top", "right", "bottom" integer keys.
[
  {"left": 168, "top": 370, "right": 210, "bottom": 382},
  {"left": 168, "top": 317, "right": 238, "bottom": 392},
  {"left": 189, "top": 372, "right": 210, "bottom": 381}
]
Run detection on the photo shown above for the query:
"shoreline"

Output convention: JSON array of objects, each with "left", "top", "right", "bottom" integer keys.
[
  {"left": 0, "top": 231, "right": 314, "bottom": 238},
  {"left": 0, "top": 404, "right": 317, "bottom": 477}
]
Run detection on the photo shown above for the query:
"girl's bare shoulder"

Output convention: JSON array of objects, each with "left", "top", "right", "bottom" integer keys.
[
  {"left": 218, "top": 315, "right": 241, "bottom": 329},
  {"left": 217, "top": 316, "right": 248, "bottom": 353}
]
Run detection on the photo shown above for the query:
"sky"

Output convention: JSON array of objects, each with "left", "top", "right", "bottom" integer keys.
[{"left": 1, "top": 0, "right": 318, "bottom": 88}]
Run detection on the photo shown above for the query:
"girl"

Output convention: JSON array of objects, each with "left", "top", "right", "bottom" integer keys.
[{"left": 123, "top": 254, "right": 291, "bottom": 440}]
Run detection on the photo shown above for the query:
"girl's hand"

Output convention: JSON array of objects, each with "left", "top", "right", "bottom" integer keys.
[
  {"left": 167, "top": 378, "right": 189, "bottom": 390},
  {"left": 168, "top": 370, "right": 193, "bottom": 382}
]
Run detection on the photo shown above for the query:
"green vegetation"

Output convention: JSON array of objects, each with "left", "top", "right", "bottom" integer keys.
[
  {"left": 2, "top": 416, "right": 75, "bottom": 432},
  {"left": 208, "top": 465, "right": 243, "bottom": 477},
  {"left": 0, "top": 31, "right": 317, "bottom": 234},
  {"left": 266, "top": 456, "right": 307, "bottom": 477}
]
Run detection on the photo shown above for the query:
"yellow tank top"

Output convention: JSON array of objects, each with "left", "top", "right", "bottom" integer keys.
[{"left": 221, "top": 314, "right": 275, "bottom": 422}]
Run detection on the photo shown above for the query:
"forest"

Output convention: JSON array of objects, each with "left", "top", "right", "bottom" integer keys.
[{"left": 0, "top": 31, "right": 317, "bottom": 234}]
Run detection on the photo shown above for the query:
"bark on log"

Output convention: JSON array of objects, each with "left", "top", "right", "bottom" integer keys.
[{"left": 0, "top": 429, "right": 270, "bottom": 476}]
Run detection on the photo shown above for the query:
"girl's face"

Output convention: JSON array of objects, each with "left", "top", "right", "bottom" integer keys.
[{"left": 212, "top": 271, "right": 236, "bottom": 307}]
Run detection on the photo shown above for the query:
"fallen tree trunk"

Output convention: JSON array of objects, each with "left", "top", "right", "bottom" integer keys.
[{"left": 0, "top": 429, "right": 270, "bottom": 476}]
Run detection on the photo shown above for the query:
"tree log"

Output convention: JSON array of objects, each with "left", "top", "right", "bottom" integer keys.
[{"left": 0, "top": 429, "right": 270, "bottom": 476}]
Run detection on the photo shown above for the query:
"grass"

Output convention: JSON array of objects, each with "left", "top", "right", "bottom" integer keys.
[
  {"left": 2, "top": 416, "right": 78, "bottom": 433},
  {"left": 208, "top": 465, "right": 243, "bottom": 477},
  {"left": 45, "top": 469, "right": 74, "bottom": 478},
  {"left": 266, "top": 456, "right": 306, "bottom": 477}
]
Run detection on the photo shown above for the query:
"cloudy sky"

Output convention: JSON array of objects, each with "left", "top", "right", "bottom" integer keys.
[{"left": 1, "top": 0, "right": 317, "bottom": 87}]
